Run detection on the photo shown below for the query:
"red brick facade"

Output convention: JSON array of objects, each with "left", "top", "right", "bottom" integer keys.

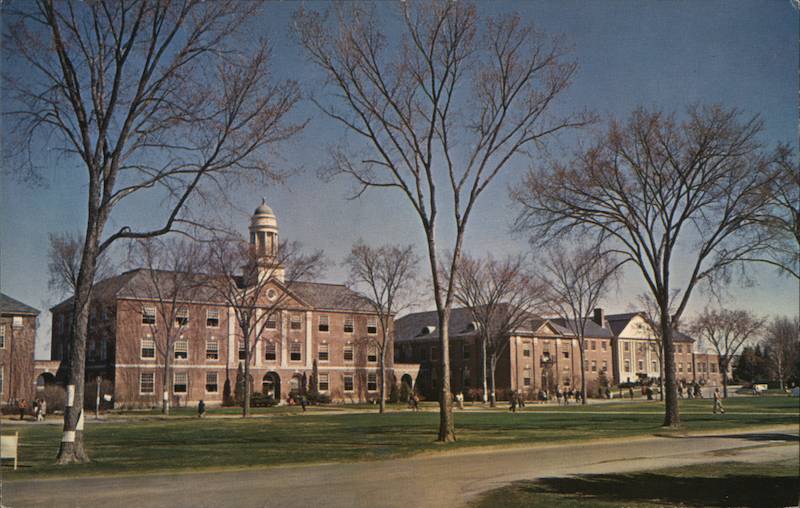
[{"left": 1, "top": 294, "right": 39, "bottom": 403}]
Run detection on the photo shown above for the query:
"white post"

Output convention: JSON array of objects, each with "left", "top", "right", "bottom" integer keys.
[{"left": 95, "top": 376, "right": 101, "bottom": 419}]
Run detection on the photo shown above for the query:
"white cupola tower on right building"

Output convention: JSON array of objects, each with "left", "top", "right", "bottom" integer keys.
[{"left": 248, "top": 198, "right": 284, "bottom": 283}]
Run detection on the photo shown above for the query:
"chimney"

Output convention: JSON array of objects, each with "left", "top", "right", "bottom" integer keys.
[{"left": 593, "top": 308, "right": 605, "bottom": 326}]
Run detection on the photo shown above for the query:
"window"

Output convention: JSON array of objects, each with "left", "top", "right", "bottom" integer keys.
[
  {"left": 0, "top": 370, "right": 3, "bottom": 396},
  {"left": 318, "top": 315, "right": 329, "bottom": 332},
  {"left": 344, "top": 343, "right": 354, "bottom": 362},
  {"left": 206, "top": 372, "right": 218, "bottom": 393},
  {"left": 318, "top": 343, "right": 329, "bottom": 362},
  {"left": 624, "top": 342, "right": 630, "bottom": 352},
  {"left": 584, "top": 360, "right": 589, "bottom": 371},
  {"left": 175, "top": 339, "right": 188, "bottom": 360},
  {"left": 265, "top": 341, "right": 276, "bottom": 361},
  {"left": 174, "top": 372, "right": 188, "bottom": 393},
  {"left": 591, "top": 360, "right": 597, "bottom": 372},
  {"left": 0, "top": 325, "right": 5, "bottom": 348},
  {"left": 678, "top": 362, "right": 684, "bottom": 373},
  {"left": 601, "top": 341, "right": 607, "bottom": 351},
  {"left": 140, "top": 372, "right": 155, "bottom": 394},
  {"left": 319, "top": 373, "right": 329, "bottom": 392},
  {"left": 12, "top": 316, "right": 23, "bottom": 328},
  {"left": 601, "top": 360, "right": 608, "bottom": 372},
  {"left": 677, "top": 344, "right": 683, "bottom": 353},
  {"left": 344, "top": 317, "right": 354, "bottom": 333},
  {"left": 343, "top": 374, "right": 354, "bottom": 392},
  {"left": 290, "top": 342, "right": 302, "bottom": 361},
  {"left": 523, "top": 368, "right": 532, "bottom": 387},
  {"left": 562, "top": 351, "right": 570, "bottom": 359},
  {"left": 142, "top": 306, "right": 156, "bottom": 325},
  {"left": 99, "top": 340, "right": 108, "bottom": 361},
  {"left": 651, "top": 361, "right": 657, "bottom": 371},
  {"left": 710, "top": 363, "right": 717, "bottom": 373},
  {"left": 624, "top": 360, "right": 631, "bottom": 372},
  {"left": 88, "top": 340, "right": 97, "bottom": 360},
  {"left": 175, "top": 307, "right": 189, "bottom": 327},
  {"left": 367, "top": 372, "right": 377, "bottom": 391},
  {"left": 206, "top": 339, "right": 219, "bottom": 360},
  {"left": 290, "top": 314, "right": 302, "bottom": 330},
  {"left": 206, "top": 309, "right": 220, "bottom": 328},
  {"left": 238, "top": 341, "right": 247, "bottom": 360},
  {"left": 141, "top": 337, "right": 155, "bottom": 359},
  {"left": 591, "top": 340, "right": 596, "bottom": 351},
  {"left": 367, "top": 345, "right": 378, "bottom": 363},
  {"left": 367, "top": 318, "right": 377, "bottom": 335},
  {"left": 523, "top": 344, "right": 531, "bottom": 357},
  {"left": 265, "top": 313, "right": 277, "bottom": 330},
  {"left": 687, "top": 363, "right": 692, "bottom": 372},
  {"left": 637, "top": 360, "right": 644, "bottom": 371}
]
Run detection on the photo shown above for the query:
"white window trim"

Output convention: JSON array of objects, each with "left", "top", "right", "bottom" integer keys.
[
  {"left": 367, "top": 318, "right": 378, "bottom": 335},
  {"left": 205, "top": 372, "right": 219, "bottom": 393},
  {"left": 289, "top": 341, "right": 302, "bottom": 362},
  {"left": 367, "top": 372, "right": 378, "bottom": 392},
  {"left": 318, "top": 315, "right": 330, "bottom": 333},
  {"left": 318, "top": 342, "right": 329, "bottom": 362},
  {"left": 343, "top": 317, "right": 354, "bottom": 334},
  {"left": 174, "top": 338, "right": 189, "bottom": 361},
  {"left": 0, "top": 325, "right": 5, "bottom": 349},
  {"left": 140, "top": 337, "right": 156, "bottom": 360},
  {"left": 139, "top": 372, "right": 155, "bottom": 395},
  {"left": 175, "top": 307, "right": 189, "bottom": 328},
  {"left": 343, "top": 342, "right": 354, "bottom": 363},
  {"left": 343, "top": 374, "right": 354, "bottom": 392},
  {"left": 206, "top": 309, "right": 220, "bottom": 329},
  {"left": 174, "top": 371, "right": 188, "bottom": 394},
  {"left": 206, "top": 338, "right": 220, "bottom": 361},
  {"left": 318, "top": 373, "right": 330, "bottom": 393},
  {"left": 12, "top": 316, "right": 23, "bottom": 329},
  {"left": 142, "top": 306, "right": 156, "bottom": 325}
]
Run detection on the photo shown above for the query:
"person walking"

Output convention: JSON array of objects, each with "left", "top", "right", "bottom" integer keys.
[
  {"left": 18, "top": 399, "right": 28, "bottom": 421},
  {"left": 509, "top": 394, "right": 517, "bottom": 413},
  {"left": 713, "top": 388, "right": 725, "bottom": 414},
  {"left": 300, "top": 394, "right": 308, "bottom": 412},
  {"left": 39, "top": 398, "right": 47, "bottom": 421},
  {"left": 555, "top": 388, "right": 562, "bottom": 405},
  {"left": 456, "top": 392, "right": 464, "bottom": 410},
  {"left": 198, "top": 399, "right": 206, "bottom": 418}
]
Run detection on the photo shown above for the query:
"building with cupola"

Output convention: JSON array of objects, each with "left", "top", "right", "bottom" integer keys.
[{"left": 50, "top": 201, "right": 400, "bottom": 408}]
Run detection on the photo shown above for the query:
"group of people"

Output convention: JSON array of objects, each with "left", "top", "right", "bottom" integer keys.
[
  {"left": 407, "top": 393, "right": 421, "bottom": 411},
  {"left": 554, "top": 387, "right": 583, "bottom": 405},
  {"left": 16, "top": 398, "right": 47, "bottom": 421},
  {"left": 677, "top": 380, "right": 703, "bottom": 399},
  {"left": 508, "top": 391, "right": 526, "bottom": 412}
]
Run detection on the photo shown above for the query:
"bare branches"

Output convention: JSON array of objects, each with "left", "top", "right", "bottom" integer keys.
[
  {"left": 48, "top": 232, "right": 113, "bottom": 298},
  {"left": 345, "top": 242, "right": 419, "bottom": 413}
]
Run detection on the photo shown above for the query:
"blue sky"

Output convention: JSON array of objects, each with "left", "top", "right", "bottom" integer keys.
[{"left": 1, "top": 1, "right": 797, "bottom": 358}]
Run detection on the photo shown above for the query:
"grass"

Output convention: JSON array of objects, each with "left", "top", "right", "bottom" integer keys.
[
  {"left": 471, "top": 458, "right": 800, "bottom": 507},
  {"left": 2, "top": 397, "right": 797, "bottom": 480}
]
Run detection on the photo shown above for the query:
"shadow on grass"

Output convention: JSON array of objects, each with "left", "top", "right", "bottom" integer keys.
[
  {"left": 697, "top": 433, "right": 799, "bottom": 443},
  {"left": 517, "top": 472, "right": 799, "bottom": 507}
]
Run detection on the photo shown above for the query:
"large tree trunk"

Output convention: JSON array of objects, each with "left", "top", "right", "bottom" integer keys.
[
  {"left": 242, "top": 331, "right": 251, "bottom": 418},
  {"left": 481, "top": 338, "right": 488, "bottom": 404},
  {"left": 579, "top": 343, "right": 587, "bottom": 405},
  {"left": 437, "top": 308, "right": 455, "bottom": 442},
  {"left": 721, "top": 359, "right": 729, "bottom": 398},
  {"left": 56, "top": 237, "right": 98, "bottom": 464},
  {"left": 660, "top": 306, "right": 680, "bottom": 427},
  {"left": 379, "top": 348, "right": 386, "bottom": 414},
  {"left": 162, "top": 346, "right": 171, "bottom": 416},
  {"left": 489, "top": 357, "right": 497, "bottom": 408}
]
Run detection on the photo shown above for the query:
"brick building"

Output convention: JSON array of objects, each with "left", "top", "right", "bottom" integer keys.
[
  {"left": 51, "top": 202, "right": 394, "bottom": 407},
  {"left": 395, "top": 306, "right": 727, "bottom": 400},
  {"left": 1, "top": 293, "right": 38, "bottom": 404}
]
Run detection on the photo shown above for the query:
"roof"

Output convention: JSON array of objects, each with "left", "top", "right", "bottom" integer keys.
[
  {"left": 550, "top": 317, "right": 615, "bottom": 338},
  {"left": 605, "top": 312, "right": 641, "bottom": 336},
  {"left": 51, "top": 269, "right": 372, "bottom": 313},
  {"left": 0, "top": 293, "right": 40, "bottom": 316},
  {"left": 395, "top": 305, "right": 568, "bottom": 343}
]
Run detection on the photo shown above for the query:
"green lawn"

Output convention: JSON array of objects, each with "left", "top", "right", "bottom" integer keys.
[
  {"left": 2, "top": 397, "right": 797, "bottom": 479},
  {"left": 472, "top": 458, "right": 800, "bottom": 507}
]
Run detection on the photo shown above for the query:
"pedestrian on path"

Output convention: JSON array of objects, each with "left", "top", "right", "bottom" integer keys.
[
  {"left": 713, "top": 388, "right": 725, "bottom": 414},
  {"left": 509, "top": 395, "right": 517, "bottom": 413},
  {"left": 456, "top": 392, "right": 464, "bottom": 410},
  {"left": 555, "top": 388, "right": 562, "bottom": 405},
  {"left": 18, "top": 399, "right": 28, "bottom": 421},
  {"left": 300, "top": 395, "right": 308, "bottom": 412},
  {"left": 198, "top": 399, "right": 206, "bottom": 418},
  {"left": 628, "top": 386, "right": 634, "bottom": 400},
  {"left": 39, "top": 398, "right": 47, "bottom": 421}
]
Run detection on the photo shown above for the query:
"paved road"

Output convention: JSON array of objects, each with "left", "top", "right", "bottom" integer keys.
[{"left": 3, "top": 429, "right": 797, "bottom": 508}]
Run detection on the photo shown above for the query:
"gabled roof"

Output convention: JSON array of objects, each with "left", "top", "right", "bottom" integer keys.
[
  {"left": 51, "top": 269, "right": 373, "bottom": 313},
  {"left": 605, "top": 312, "right": 642, "bottom": 336},
  {"left": 0, "top": 293, "right": 40, "bottom": 316},
  {"left": 395, "top": 305, "right": 565, "bottom": 343},
  {"left": 550, "top": 317, "right": 614, "bottom": 338}
]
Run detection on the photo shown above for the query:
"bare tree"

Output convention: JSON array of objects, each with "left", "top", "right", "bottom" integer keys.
[
  {"left": 513, "top": 105, "right": 776, "bottom": 427},
  {"left": 345, "top": 243, "right": 418, "bottom": 414},
  {"left": 763, "top": 316, "right": 800, "bottom": 391},
  {"left": 451, "top": 254, "right": 545, "bottom": 407},
  {"left": 689, "top": 308, "right": 764, "bottom": 398},
  {"left": 205, "top": 235, "right": 323, "bottom": 417},
  {"left": 48, "top": 232, "right": 113, "bottom": 298},
  {"left": 541, "top": 244, "right": 621, "bottom": 405},
  {"left": 125, "top": 237, "right": 204, "bottom": 415},
  {"left": 3, "top": 1, "right": 302, "bottom": 463},
  {"left": 294, "top": 2, "right": 587, "bottom": 441},
  {"left": 749, "top": 146, "right": 799, "bottom": 279}
]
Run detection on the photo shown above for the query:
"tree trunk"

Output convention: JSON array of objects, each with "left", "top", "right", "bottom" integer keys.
[
  {"left": 242, "top": 330, "right": 251, "bottom": 418},
  {"left": 162, "top": 346, "right": 171, "bottom": 416},
  {"left": 379, "top": 348, "right": 386, "bottom": 414},
  {"left": 660, "top": 308, "right": 680, "bottom": 427},
  {"left": 721, "top": 359, "right": 729, "bottom": 398},
  {"left": 489, "top": 357, "right": 497, "bottom": 408},
  {"left": 437, "top": 308, "right": 455, "bottom": 442},
  {"left": 481, "top": 338, "right": 488, "bottom": 404},
  {"left": 56, "top": 237, "right": 98, "bottom": 464},
  {"left": 579, "top": 343, "right": 587, "bottom": 405}
]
